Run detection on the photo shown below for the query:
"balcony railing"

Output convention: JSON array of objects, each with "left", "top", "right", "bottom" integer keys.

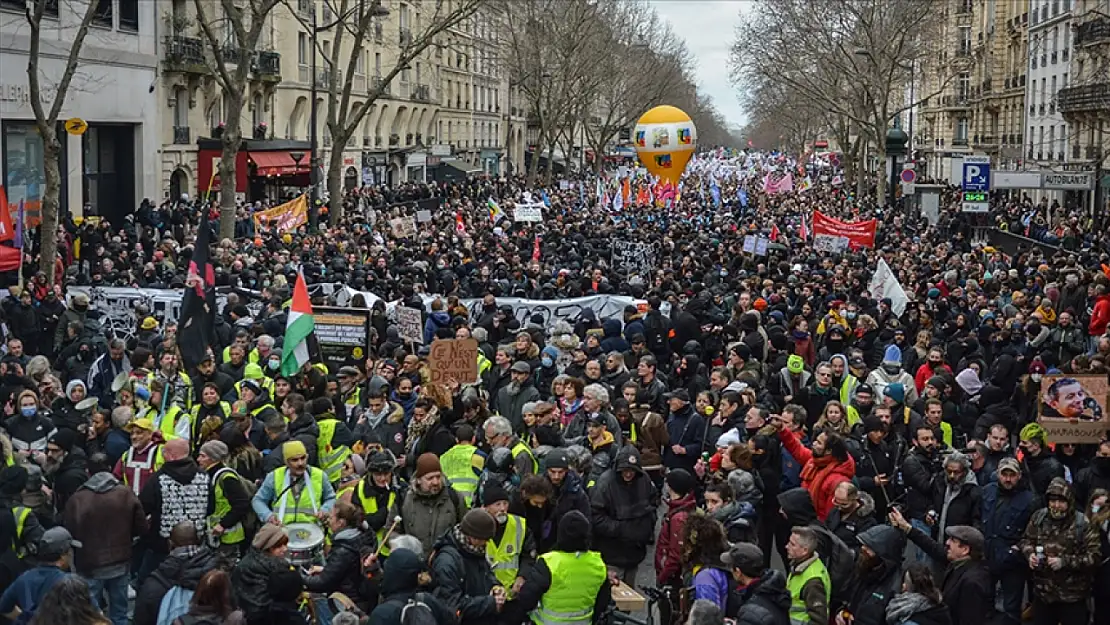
[
  {"left": 1076, "top": 17, "right": 1110, "bottom": 46},
  {"left": 371, "top": 76, "right": 390, "bottom": 94},
  {"left": 315, "top": 68, "right": 342, "bottom": 89},
  {"left": 953, "top": 137, "right": 969, "bottom": 147},
  {"left": 410, "top": 84, "right": 432, "bottom": 102},
  {"left": 173, "top": 126, "right": 191, "bottom": 144},
  {"left": 1057, "top": 82, "right": 1110, "bottom": 114},
  {"left": 163, "top": 36, "right": 208, "bottom": 73},
  {"left": 256, "top": 51, "right": 281, "bottom": 80}
]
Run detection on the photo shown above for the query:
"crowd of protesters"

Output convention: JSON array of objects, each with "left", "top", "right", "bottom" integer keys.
[{"left": 0, "top": 150, "right": 1109, "bottom": 625}]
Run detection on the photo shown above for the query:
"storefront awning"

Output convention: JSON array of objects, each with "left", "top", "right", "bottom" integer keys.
[
  {"left": 443, "top": 159, "right": 482, "bottom": 174},
  {"left": 247, "top": 151, "right": 308, "bottom": 176}
]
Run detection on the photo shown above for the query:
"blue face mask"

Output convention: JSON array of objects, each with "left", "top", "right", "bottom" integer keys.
[
  {"left": 268, "top": 359, "right": 280, "bottom": 370},
  {"left": 20, "top": 406, "right": 36, "bottom": 417},
  {"left": 542, "top": 356, "right": 554, "bottom": 368}
]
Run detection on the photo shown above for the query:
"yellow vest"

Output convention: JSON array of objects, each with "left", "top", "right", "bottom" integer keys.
[
  {"left": 356, "top": 482, "right": 398, "bottom": 557},
  {"left": 140, "top": 405, "right": 185, "bottom": 442},
  {"left": 511, "top": 441, "right": 538, "bottom": 474},
  {"left": 211, "top": 467, "right": 246, "bottom": 544},
  {"left": 787, "top": 556, "right": 831, "bottom": 625},
  {"left": 271, "top": 466, "right": 326, "bottom": 525},
  {"left": 530, "top": 550, "right": 607, "bottom": 625},
  {"left": 317, "top": 419, "right": 352, "bottom": 484},
  {"left": 12, "top": 506, "right": 31, "bottom": 558},
  {"left": 440, "top": 444, "right": 484, "bottom": 508},
  {"left": 487, "top": 514, "right": 526, "bottom": 593}
]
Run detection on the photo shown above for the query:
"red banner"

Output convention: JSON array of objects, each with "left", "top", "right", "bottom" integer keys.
[{"left": 812, "top": 211, "right": 877, "bottom": 249}]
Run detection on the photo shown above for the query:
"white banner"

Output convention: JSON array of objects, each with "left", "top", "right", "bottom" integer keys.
[{"left": 513, "top": 203, "right": 543, "bottom": 222}]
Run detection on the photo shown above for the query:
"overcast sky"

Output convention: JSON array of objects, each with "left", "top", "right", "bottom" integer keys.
[{"left": 649, "top": 0, "right": 749, "bottom": 129}]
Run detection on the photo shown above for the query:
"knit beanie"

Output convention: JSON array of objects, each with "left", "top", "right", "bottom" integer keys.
[
  {"left": 556, "top": 510, "right": 591, "bottom": 551},
  {"left": 199, "top": 440, "right": 229, "bottom": 463},
  {"left": 460, "top": 509, "right": 497, "bottom": 540},
  {"left": 414, "top": 452, "right": 442, "bottom": 479},
  {"left": 283, "top": 440, "right": 308, "bottom": 460},
  {"left": 481, "top": 484, "right": 510, "bottom": 507},
  {"left": 665, "top": 468, "right": 696, "bottom": 498},
  {"left": 0, "top": 465, "right": 28, "bottom": 496}
]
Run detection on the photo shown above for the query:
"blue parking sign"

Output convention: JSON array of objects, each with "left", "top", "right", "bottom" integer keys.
[{"left": 962, "top": 157, "right": 991, "bottom": 191}]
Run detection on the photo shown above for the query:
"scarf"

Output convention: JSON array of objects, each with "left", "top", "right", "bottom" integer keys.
[
  {"left": 884, "top": 592, "right": 938, "bottom": 624},
  {"left": 451, "top": 525, "right": 486, "bottom": 556},
  {"left": 405, "top": 410, "right": 439, "bottom": 456}
]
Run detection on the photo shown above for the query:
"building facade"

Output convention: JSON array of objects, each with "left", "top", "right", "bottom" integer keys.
[
  {"left": 1057, "top": 0, "right": 1110, "bottom": 213},
  {"left": 1025, "top": 0, "right": 1075, "bottom": 203},
  {"left": 1, "top": 0, "right": 160, "bottom": 223}
]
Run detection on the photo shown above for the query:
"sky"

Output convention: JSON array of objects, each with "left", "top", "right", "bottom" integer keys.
[{"left": 649, "top": 0, "right": 749, "bottom": 130}]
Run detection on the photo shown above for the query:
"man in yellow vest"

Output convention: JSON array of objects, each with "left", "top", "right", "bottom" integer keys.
[
  {"left": 196, "top": 440, "right": 251, "bottom": 559},
  {"left": 347, "top": 450, "right": 403, "bottom": 557},
  {"left": 309, "top": 397, "right": 354, "bottom": 485},
  {"left": 0, "top": 465, "right": 44, "bottom": 559},
  {"left": 138, "top": 379, "right": 191, "bottom": 444},
  {"left": 482, "top": 484, "right": 534, "bottom": 598},
  {"left": 498, "top": 509, "right": 610, "bottom": 625},
  {"left": 251, "top": 440, "right": 335, "bottom": 527},
  {"left": 147, "top": 351, "right": 194, "bottom": 412},
  {"left": 229, "top": 364, "right": 275, "bottom": 404},
  {"left": 440, "top": 423, "right": 486, "bottom": 508},
  {"left": 483, "top": 416, "right": 537, "bottom": 477},
  {"left": 785, "top": 526, "right": 830, "bottom": 625}
]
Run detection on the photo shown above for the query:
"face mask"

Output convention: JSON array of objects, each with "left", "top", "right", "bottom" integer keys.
[
  {"left": 1048, "top": 506, "right": 1067, "bottom": 520},
  {"left": 20, "top": 406, "right": 36, "bottom": 418},
  {"left": 1093, "top": 505, "right": 1102, "bottom": 515},
  {"left": 1031, "top": 373, "right": 1042, "bottom": 383},
  {"left": 542, "top": 356, "right": 554, "bottom": 368},
  {"left": 268, "top": 359, "right": 280, "bottom": 370},
  {"left": 845, "top": 311, "right": 857, "bottom": 320}
]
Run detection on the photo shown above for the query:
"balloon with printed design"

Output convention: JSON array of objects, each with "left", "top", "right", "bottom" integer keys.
[{"left": 634, "top": 105, "right": 697, "bottom": 185}]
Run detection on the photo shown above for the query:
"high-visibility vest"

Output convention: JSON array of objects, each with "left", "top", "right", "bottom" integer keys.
[
  {"left": 938, "top": 421, "right": 954, "bottom": 448},
  {"left": 511, "top": 441, "right": 538, "bottom": 474},
  {"left": 317, "top": 419, "right": 352, "bottom": 484},
  {"left": 12, "top": 506, "right": 31, "bottom": 558},
  {"left": 487, "top": 514, "right": 526, "bottom": 593},
  {"left": 477, "top": 353, "right": 492, "bottom": 377},
  {"left": 223, "top": 346, "right": 261, "bottom": 364},
  {"left": 356, "top": 482, "right": 398, "bottom": 557},
  {"left": 838, "top": 374, "right": 859, "bottom": 406},
  {"left": 271, "top": 466, "right": 326, "bottom": 525},
  {"left": 146, "top": 371, "right": 194, "bottom": 410},
  {"left": 530, "top": 550, "right": 607, "bottom": 625},
  {"left": 140, "top": 405, "right": 185, "bottom": 442},
  {"left": 121, "top": 445, "right": 165, "bottom": 494},
  {"left": 4, "top": 454, "right": 13, "bottom": 467},
  {"left": 787, "top": 556, "right": 831, "bottom": 625},
  {"left": 440, "top": 444, "right": 483, "bottom": 508},
  {"left": 235, "top": 377, "right": 275, "bottom": 400},
  {"left": 211, "top": 467, "right": 246, "bottom": 544}
]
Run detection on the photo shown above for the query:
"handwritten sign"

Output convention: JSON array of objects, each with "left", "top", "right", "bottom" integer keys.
[
  {"left": 429, "top": 338, "right": 479, "bottom": 385},
  {"left": 742, "top": 235, "right": 756, "bottom": 254},
  {"left": 396, "top": 305, "right": 424, "bottom": 344},
  {"left": 611, "top": 240, "right": 656, "bottom": 274},
  {"left": 390, "top": 217, "right": 416, "bottom": 238},
  {"left": 514, "top": 203, "right": 543, "bottom": 222}
]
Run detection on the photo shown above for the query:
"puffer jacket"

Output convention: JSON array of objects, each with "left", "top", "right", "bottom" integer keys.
[
  {"left": 302, "top": 528, "right": 373, "bottom": 606},
  {"left": 1019, "top": 477, "right": 1102, "bottom": 603},
  {"left": 590, "top": 447, "right": 658, "bottom": 569},
  {"left": 980, "top": 480, "right": 1034, "bottom": 575},
  {"left": 778, "top": 427, "right": 855, "bottom": 520},
  {"left": 730, "top": 569, "right": 790, "bottom": 625},
  {"left": 654, "top": 493, "right": 696, "bottom": 585},
  {"left": 134, "top": 545, "right": 220, "bottom": 625},
  {"left": 232, "top": 548, "right": 294, "bottom": 620}
]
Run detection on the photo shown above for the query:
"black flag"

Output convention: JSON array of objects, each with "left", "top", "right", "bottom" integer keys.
[{"left": 177, "top": 220, "right": 217, "bottom": 370}]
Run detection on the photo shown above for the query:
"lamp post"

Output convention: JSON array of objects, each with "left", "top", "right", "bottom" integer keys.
[{"left": 308, "top": 3, "right": 319, "bottom": 231}]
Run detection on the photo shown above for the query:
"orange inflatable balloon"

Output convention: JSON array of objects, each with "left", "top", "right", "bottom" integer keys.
[{"left": 634, "top": 105, "right": 697, "bottom": 186}]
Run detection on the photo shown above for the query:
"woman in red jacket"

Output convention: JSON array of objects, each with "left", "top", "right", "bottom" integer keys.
[
  {"left": 655, "top": 468, "right": 697, "bottom": 588},
  {"left": 773, "top": 416, "right": 855, "bottom": 521}
]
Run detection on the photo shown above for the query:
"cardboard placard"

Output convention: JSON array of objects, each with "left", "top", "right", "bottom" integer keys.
[
  {"left": 390, "top": 217, "right": 416, "bottom": 238},
  {"left": 742, "top": 235, "right": 757, "bottom": 254},
  {"left": 429, "top": 338, "right": 479, "bottom": 385},
  {"left": 396, "top": 305, "right": 424, "bottom": 344},
  {"left": 611, "top": 239, "right": 656, "bottom": 274},
  {"left": 1037, "top": 374, "right": 1110, "bottom": 443},
  {"left": 514, "top": 203, "right": 543, "bottom": 222},
  {"left": 416, "top": 209, "right": 433, "bottom": 223}
]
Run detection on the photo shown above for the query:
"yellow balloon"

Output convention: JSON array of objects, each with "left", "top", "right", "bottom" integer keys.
[{"left": 634, "top": 105, "right": 697, "bottom": 185}]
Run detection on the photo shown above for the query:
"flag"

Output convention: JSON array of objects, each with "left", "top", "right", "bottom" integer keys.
[
  {"left": 738, "top": 190, "right": 749, "bottom": 208},
  {"left": 798, "top": 176, "right": 813, "bottom": 193},
  {"left": 612, "top": 188, "right": 623, "bottom": 212},
  {"left": 455, "top": 211, "right": 467, "bottom": 236},
  {"left": 281, "top": 271, "right": 319, "bottom": 376},
  {"left": 487, "top": 198, "right": 507, "bottom": 225},
  {"left": 762, "top": 174, "right": 773, "bottom": 194},
  {"left": 176, "top": 221, "right": 217, "bottom": 370},
  {"left": 770, "top": 223, "right": 781, "bottom": 242},
  {"left": 799, "top": 213, "right": 809, "bottom": 241},
  {"left": 0, "top": 186, "right": 13, "bottom": 243},
  {"left": 868, "top": 258, "right": 909, "bottom": 316},
  {"left": 710, "top": 179, "right": 722, "bottom": 208},
  {"left": 532, "top": 234, "right": 541, "bottom": 261},
  {"left": 541, "top": 191, "right": 551, "bottom": 207},
  {"left": 622, "top": 177, "right": 631, "bottom": 204},
  {"left": 779, "top": 173, "right": 794, "bottom": 192},
  {"left": 14, "top": 199, "right": 23, "bottom": 249},
  {"left": 831, "top": 175, "right": 843, "bottom": 186}
]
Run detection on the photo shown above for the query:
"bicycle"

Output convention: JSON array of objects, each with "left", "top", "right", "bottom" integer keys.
[{"left": 603, "top": 586, "right": 671, "bottom": 625}]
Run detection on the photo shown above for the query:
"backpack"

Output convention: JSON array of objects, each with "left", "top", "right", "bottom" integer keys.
[
  {"left": 214, "top": 467, "right": 260, "bottom": 537},
  {"left": 398, "top": 592, "right": 437, "bottom": 625},
  {"left": 156, "top": 586, "right": 195, "bottom": 625},
  {"left": 812, "top": 525, "right": 856, "bottom": 605}
]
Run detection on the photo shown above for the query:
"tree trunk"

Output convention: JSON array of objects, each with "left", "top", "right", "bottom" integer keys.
[
  {"left": 38, "top": 126, "right": 62, "bottom": 283},
  {"left": 527, "top": 129, "right": 543, "bottom": 186},
  {"left": 875, "top": 142, "right": 889, "bottom": 207},
  {"left": 327, "top": 142, "right": 344, "bottom": 223},
  {"left": 218, "top": 93, "right": 244, "bottom": 241},
  {"left": 544, "top": 144, "right": 555, "bottom": 184}
]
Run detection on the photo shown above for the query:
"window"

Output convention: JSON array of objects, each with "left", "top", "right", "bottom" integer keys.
[
  {"left": 119, "top": 0, "right": 138, "bottom": 31},
  {"left": 375, "top": 53, "right": 381, "bottom": 76},
  {"left": 92, "top": 0, "right": 113, "bottom": 27},
  {"left": 43, "top": 0, "right": 58, "bottom": 17},
  {"left": 958, "top": 26, "right": 971, "bottom": 55},
  {"left": 957, "top": 72, "right": 970, "bottom": 99},
  {"left": 956, "top": 118, "right": 968, "bottom": 141},
  {"left": 356, "top": 52, "right": 364, "bottom": 74},
  {"left": 173, "top": 88, "right": 188, "bottom": 127},
  {"left": 298, "top": 33, "right": 308, "bottom": 65}
]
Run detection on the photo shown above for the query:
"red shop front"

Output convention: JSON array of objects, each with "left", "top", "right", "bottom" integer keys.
[{"left": 197, "top": 138, "right": 312, "bottom": 203}]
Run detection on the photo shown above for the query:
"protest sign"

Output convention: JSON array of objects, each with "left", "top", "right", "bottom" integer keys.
[
  {"left": 812, "top": 211, "right": 877, "bottom": 249},
  {"left": 754, "top": 237, "right": 768, "bottom": 256},
  {"left": 429, "top": 338, "right": 479, "bottom": 385},
  {"left": 611, "top": 240, "right": 657, "bottom": 274},
  {"left": 813, "top": 234, "right": 849, "bottom": 252},
  {"left": 742, "top": 235, "right": 756, "bottom": 254},
  {"left": 514, "top": 203, "right": 543, "bottom": 222},
  {"left": 253, "top": 195, "right": 308, "bottom": 233},
  {"left": 416, "top": 209, "right": 433, "bottom": 223},
  {"left": 396, "top": 306, "right": 424, "bottom": 344},
  {"left": 390, "top": 217, "right": 416, "bottom": 238},
  {"left": 1037, "top": 375, "right": 1110, "bottom": 443},
  {"left": 312, "top": 306, "right": 372, "bottom": 371}
]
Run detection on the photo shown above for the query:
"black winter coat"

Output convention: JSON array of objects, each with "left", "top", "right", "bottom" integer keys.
[
  {"left": 429, "top": 531, "right": 499, "bottom": 624},
  {"left": 302, "top": 528, "right": 373, "bottom": 605},
  {"left": 589, "top": 468, "right": 657, "bottom": 569},
  {"left": 905, "top": 527, "right": 994, "bottom": 625},
  {"left": 1074, "top": 457, "right": 1110, "bottom": 507},
  {"left": 730, "top": 569, "right": 791, "bottom": 625},
  {"left": 980, "top": 482, "right": 1034, "bottom": 576},
  {"left": 367, "top": 549, "right": 457, "bottom": 625},
  {"left": 232, "top": 548, "right": 293, "bottom": 619},
  {"left": 134, "top": 545, "right": 219, "bottom": 625},
  {"left": 929, "top": 472, "right": 981, "bottom": 534},
  {"left": 1022, "top": 451, "right": 1066, "bottom": 502},
  {"left": 853, "top": 436, "right": 902, "bottom": 514},
  {"left": 902, "top": 447, "right": 941, "bottom": 520},
  {"left": 843, "top": 525, "right": 905, "bottom": 625}
]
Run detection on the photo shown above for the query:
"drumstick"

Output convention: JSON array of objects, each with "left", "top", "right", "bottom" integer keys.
[{"left": 373, "top": 516, "right": 403, "bottom": 557}]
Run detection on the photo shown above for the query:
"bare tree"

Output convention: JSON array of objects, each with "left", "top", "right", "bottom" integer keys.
[
  {"left": 731, "top": 0, "right": 960, "bottom": 204},
  {"left": 193, "top": 0, "right": 284, "bottom": 239},
  {"left": 285, "top": 0, "right": 483, "bottom": 223},
  {"left": 23, "top": 0, "right": 99, "bottom": 283}
]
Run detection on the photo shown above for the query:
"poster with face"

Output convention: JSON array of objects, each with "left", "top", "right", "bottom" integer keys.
[{"left": 1038, "top": 375, "right": 1110, "bottom": 443}]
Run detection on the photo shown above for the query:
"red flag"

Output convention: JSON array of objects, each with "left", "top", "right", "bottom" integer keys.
[
  {"left": 455, "top": 211, "right": 467, "bottom": 236},
  {"left": 0, "top": 186, "right": 12, "bottom": 243},
  {"left": 532, "top": 234, "right": 541, "bottom": 262},
  {"left": 769, "top": 223, "right": 780, "bottom": 242},
  {"left": 799, "top": 214, "right": 809, "bottom": 241}
]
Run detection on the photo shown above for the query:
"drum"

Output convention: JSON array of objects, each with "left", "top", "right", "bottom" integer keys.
[{"left": 286, "top": 522, "right": 325, "bottom": 566}]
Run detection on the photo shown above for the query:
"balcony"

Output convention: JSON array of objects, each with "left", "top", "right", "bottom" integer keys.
[
  {"left": 163, "top": 36, "right": 208, "bottom": 74},
  {"left": 399, "top": 27, "right": 412, "bottom": 46},
  {"left": 315, "top": 68, "right": 342, "bottom": 89},
  {"left": 410, "top": 84, "right": 433, "bottom": 102},
  {"left": 371, "top": 76, "right": 390, "bottom": 95},
  {"left": 255, "top": 51, "right": 281, "bottom": 82},
  {"left": 953, "top": 137, "right": 969, "bottom": 147},
  {"left": 942, "top": 95, "right": 971, "bottom": 110},
  {"left": 1076, "top": 17, "right": 1110, "bottom": 46},
  {"left": 1057, "top": 83, "right": 1110, "bottom": 115},
  {"left": 172, "top": 126, "right": 191, "bottom": 144}
]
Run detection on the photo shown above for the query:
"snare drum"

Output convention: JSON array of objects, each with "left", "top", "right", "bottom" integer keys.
[{"left": 286, "top": 522, "right": 325, "bottom": 566}]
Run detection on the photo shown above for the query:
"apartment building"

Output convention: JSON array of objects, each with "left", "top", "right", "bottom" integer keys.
[
  {"left": 1057, "top": 0, "right": 1110, "bottom": 210},
  {"left": 1026, "top": 0, "right": 1075, "bottom": 203},
  {"left": 1, "top": 0, "right": 160, "bottom": 222}
]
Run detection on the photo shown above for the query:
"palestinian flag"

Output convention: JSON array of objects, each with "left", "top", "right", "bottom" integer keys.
[{"left": 281, "top": 271, "right": 319, "bottom": 376}]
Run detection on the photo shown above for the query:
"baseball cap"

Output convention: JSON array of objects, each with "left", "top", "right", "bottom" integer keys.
[
  {"left": 997, "top": 457, "right": 1021, "bottom": 475},
  {"left": 38, "top": 527, "right": 82, "bottom": 558},
  {"left": 721, "top": 543, "right": 764, "bottom": 577},
  {"left": 126, "top": 418, "right": 155, "bottom": 432}
]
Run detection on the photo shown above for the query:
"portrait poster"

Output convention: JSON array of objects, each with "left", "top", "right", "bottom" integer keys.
[{"left": 1037, "top": 374, "right": 1110, "bottom": 443}]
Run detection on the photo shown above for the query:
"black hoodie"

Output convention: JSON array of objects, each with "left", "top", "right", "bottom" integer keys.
[
  {"left": 367, "top": 548, "right": 456, "bottom": 625},
  {"left": 731, "top": 568, "right": 791, "bottom": 625},
  {"left": 843, "top": 525, "right": 906, "bottom": 625}
]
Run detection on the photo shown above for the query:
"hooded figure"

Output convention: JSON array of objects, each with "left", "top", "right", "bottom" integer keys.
[
  {"left": 842, "top": 525, "right": 907, "bottom": 625},
  {"left": 366, "top": 548, "right": 456, "bottom": 625},
  {"left": 1019, "top": 477, "right": 1102, "bottom": 607},
  {"left": 865, "top": 345, "right": 919, "bottom": 406}
]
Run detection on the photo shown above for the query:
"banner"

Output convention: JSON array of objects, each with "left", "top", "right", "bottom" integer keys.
[
  {"left": 868, "top": 258, "right": 909, "bottom": 316},
  {"left": 812, "top": 210, "right": 877, "bottom": 249},
  {"left": 253, "top": 195, "right": 308, "bottom": 233},
  {"left": 313, "top": 306, "right": 372, "bottom": 371}
]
